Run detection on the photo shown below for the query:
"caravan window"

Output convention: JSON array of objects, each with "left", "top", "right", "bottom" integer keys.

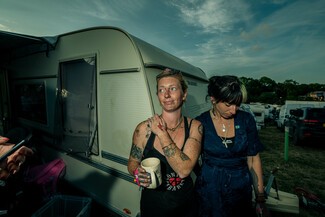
[
  {"left": 58, "top": 57, "right": 98, "bottom": 155},
  {"left": 14, "top": 82, "right": 47, "bottom": 124}
]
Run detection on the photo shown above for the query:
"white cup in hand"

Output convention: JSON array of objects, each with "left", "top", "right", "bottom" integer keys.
[{"left": 141, "top": 157, "right": 162, "bottom": 189}]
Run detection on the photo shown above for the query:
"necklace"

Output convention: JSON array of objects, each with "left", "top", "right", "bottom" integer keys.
[
  {"left": 171, "top": 126, "right": 181, "bottom": 142},
  {"left": 219, "top": 123, "right": 229, "bottom": 148},
  {"left": 167, "top": 116, "right": 183, "bottom": 132},
  {"left": 220, "top": 135, "right": 229, "bottom": 148},
  {"left": 222, "top": 123, "right": 226, "bottom": 132},
  {"left": 211, "top": 109, "right": 230, "bottom": 148},
  {"left": 212, "top": 109, "right": 228, "bottom": 133}
]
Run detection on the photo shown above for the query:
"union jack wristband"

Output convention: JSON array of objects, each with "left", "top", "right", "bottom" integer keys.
[{"left": 133, "top": 168, "right": 140, "bottom": 186}]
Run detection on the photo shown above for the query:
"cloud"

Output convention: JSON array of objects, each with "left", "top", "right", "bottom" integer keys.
[
  {"left": 168, "top": 0, "right": 325, "bottom": 84},
  {"left": 0, "top": 0, "right": 324, "bottom": 84},
  {"left": 169, "top": 0, "right": 251, "bottom": 34},
  {"left": 71, "top": 0, "right": 146, "bottom": 21}
]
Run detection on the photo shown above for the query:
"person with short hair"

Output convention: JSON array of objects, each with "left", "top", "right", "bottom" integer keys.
[
  {"left": 194, "top": 75, "right": 270, "bottom": 217},
  {"left": 127, "top": 68, "right": 203, "bottom": 217}
]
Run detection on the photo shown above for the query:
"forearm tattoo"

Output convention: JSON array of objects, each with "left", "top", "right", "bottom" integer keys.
[
  {"left": 163, "top": 143, "right": 177, "bottom": 157},
  {"left": 180, "top": 152, "right": 190, "bottom": 161},
  {"left": 130, "top": 144, "right": 143, "bottom": 161}
]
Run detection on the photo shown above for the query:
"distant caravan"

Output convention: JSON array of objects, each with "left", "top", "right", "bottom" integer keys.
[
  {"left": 276, "top": 100, "right": 325, "bottom": 131},
  {"left": 0, "top": 27, "right": 211, "bottom": 217}
]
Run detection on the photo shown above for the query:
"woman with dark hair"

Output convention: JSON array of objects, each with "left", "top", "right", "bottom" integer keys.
[{"left": 195, "top": 75, "right": 269, "bottom": 217}]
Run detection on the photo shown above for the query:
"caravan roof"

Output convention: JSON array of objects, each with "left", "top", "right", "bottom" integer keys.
[{"left": 0, "top": 26, "right": 206, "bottom": 81}]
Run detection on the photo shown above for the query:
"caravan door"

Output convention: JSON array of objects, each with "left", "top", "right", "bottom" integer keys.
[{"left": 58, "top": 57, "right": 98, "bottom": 155}]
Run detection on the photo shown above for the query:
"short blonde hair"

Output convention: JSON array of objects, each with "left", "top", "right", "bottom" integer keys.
[{"left": 156, "top": 68, "right": 188, "bottom": 93}]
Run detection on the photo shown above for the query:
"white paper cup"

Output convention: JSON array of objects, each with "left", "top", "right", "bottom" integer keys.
[{"left": 141, "top": 157, "right": 162, "bottom": 189}]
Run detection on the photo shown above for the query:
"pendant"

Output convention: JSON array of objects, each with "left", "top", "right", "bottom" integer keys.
[
  {"left": 222, "top": 139, "right": 228, "bottom": 148},
  {"left": 222, "top": 124, "right": 226, "bottom": 132}
]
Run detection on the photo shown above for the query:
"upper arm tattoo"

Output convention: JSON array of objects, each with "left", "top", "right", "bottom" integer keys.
[
  {"left": 198, "top": 124, "right": 203, "bottom": 135},
  {"left": 130, "top": 144, "right": 143, "bottom": 161},
  {"left": 187, "top": 123, "right": 203, "bottom": 144},
  {"left": 146, "top": 122, "right": 151, "bottom": 138},
  {"left": 188, "top": 137, "right": 200, "bottom": 143}
]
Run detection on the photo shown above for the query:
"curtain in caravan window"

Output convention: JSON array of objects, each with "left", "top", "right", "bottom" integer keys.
[{"left": 59, "top": 57, "right": 98, "bottom": 155}]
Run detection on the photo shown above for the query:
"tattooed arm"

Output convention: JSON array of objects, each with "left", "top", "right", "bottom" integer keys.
[
  {"left": 127, "top": 121, "right": 149, "bottom": 175},
  {"left": 150, "top": 115, "right": 203, "bottom": 178}
]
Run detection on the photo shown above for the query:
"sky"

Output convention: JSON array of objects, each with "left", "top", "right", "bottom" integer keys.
[{"left": 0, "top": 0, "right": 324, "bottom": 84}]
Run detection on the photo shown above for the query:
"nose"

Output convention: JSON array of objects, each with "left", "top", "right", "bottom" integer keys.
[
  {"left": 164, "top": 89, "right": 171, "bottom": 98},
  {"left": 229, "top": 105, "right": 238, "bottom": 114}
]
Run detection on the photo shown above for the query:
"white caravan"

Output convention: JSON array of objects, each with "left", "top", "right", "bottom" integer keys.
[
  {"left": 0, "top": 27, "right": 211, "bottom": 217},
  {"left": 248, "top": 103, "right": 265, "bottom": 129},
  {"left": 276, "top": 100, "right": 325, "bottom": 130}
]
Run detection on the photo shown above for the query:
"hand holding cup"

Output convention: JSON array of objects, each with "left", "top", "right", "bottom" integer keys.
[{"left": 134, "top": 166, "right": 152, "bottom": 188}]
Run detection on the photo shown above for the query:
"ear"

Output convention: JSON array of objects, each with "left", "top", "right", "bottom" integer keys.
[
  {"left": 182, "top": 91, "right": 188, "bottom": 101},
  {"left": 210, "top": 96, "right": 216, "bottom": 104}
]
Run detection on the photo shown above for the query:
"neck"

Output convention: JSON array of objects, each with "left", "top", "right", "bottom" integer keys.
[
  {"left": 212, "top": 108, "right": 222, "bottom": 120},
  {"left": 211, "top": 109, "right": 231, "bottom": 133},
  {"left": 161, "top": 113, "right": 183, "bottom": 132}
]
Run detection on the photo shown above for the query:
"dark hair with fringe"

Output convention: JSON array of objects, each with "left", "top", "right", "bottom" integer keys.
[{"left": 207, "top": 75, "right": 247, "bottom": 106}]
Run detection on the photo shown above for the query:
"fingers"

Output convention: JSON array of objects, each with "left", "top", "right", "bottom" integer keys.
[
  {"left": 17, "top": 146, "right": 34, "bottom": 156},
  {"left": 5, "top": 154, "right": 27, "bottom": 176},
  {"left": 134, "top": 167, "right": 151, "bottom": 187},
  {"left": 8, "top": 146, "right": 33, "bottom": 163},
  {"left": 147, "top": 115, "right": 165, "bottom": 132},
  {"left": 0, "top": 145, "right": 32, "bottom": 180},
  {"left": 0, "top": 143, "right": 14, "bottom": 156},
  {"left": 0, "top": 136, "right": 9, "bottom": 144},
  {"left": 7, "top": 161, "right": 20, "bottom": 174}
]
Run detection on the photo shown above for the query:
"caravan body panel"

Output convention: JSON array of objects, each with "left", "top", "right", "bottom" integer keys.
[{"left": 0, "top": 27, "right": 210, "bottom": 216}]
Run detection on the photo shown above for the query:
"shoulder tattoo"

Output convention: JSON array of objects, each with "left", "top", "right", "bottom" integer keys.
[{"left": 198, "top": 124, "right": 203, "bottom": 135}]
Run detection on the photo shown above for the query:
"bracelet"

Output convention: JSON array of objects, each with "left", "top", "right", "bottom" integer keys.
[
  {"left": 162, "top": 142, "right": 175, "bottom": 150},
  {"left": 133, "top": 168, "right": 140, "bottom": 186},
  {"left": 255, "top": 193, "right": 266, "bottom": 203}
]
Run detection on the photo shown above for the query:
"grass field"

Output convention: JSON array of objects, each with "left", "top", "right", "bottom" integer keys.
[{"left": 259, "top": 124, "right": 325, "bottom": 217}]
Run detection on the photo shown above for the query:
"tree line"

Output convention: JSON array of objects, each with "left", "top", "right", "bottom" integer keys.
[{"left": 239, "top": 76, "right": 325, "bottom": 105}]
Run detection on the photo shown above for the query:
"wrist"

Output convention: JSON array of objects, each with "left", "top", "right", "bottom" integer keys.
[
  {"left": 255, "top": 192, "right": 266, "bottom": 203},
  {"left": 133, "top": 168, "right": 140, "bottom": 186},
  {"left": 162, "top": 142, "right": 175, "bottom": 150},
  {"left": 156, "top": 128, "right": 168, "bottom": 138}
]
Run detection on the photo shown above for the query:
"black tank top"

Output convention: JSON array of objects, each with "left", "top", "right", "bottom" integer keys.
[{"left": 140, "top": 117, "right": 196, "bottom": 217}]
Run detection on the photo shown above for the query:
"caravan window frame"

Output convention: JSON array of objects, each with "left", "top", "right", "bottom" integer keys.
[{"left": 13, "top": 80, "right": 48, "bottom": 125}]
